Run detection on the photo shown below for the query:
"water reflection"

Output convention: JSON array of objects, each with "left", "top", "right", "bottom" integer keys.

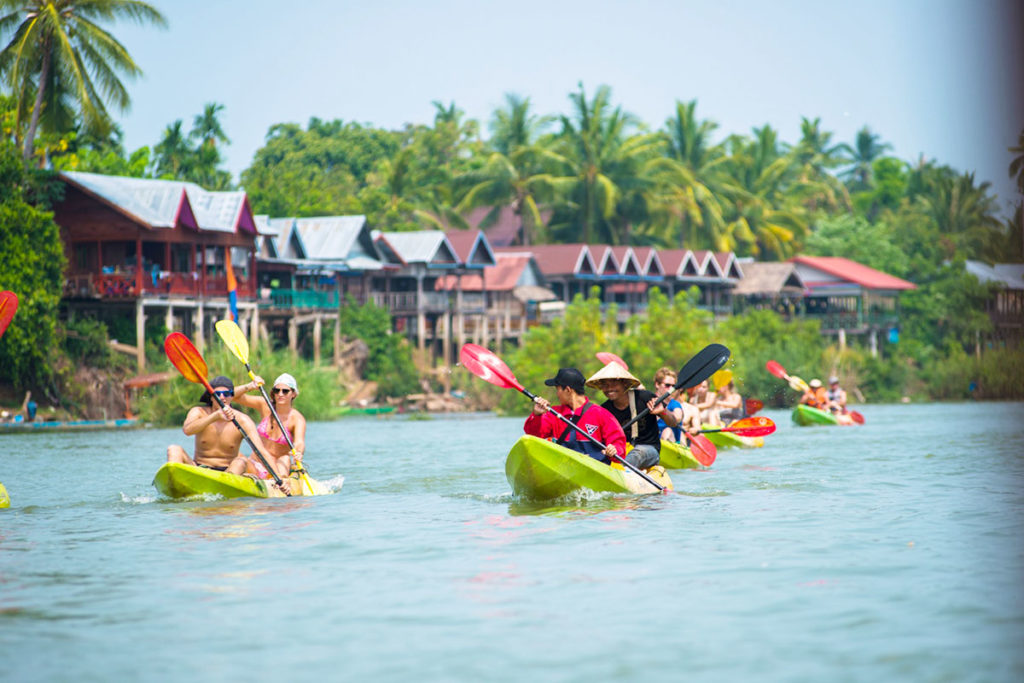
[
  {"left": 162, "top": 497, "right": 319, "bottom": 541},
  {"left": 507, "top": 493, "right": 664, "bottom": 517}
]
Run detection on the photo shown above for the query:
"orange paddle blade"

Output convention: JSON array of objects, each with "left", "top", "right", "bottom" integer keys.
[
  {"left": 850, "top": 411, "right": 865, "bottom": 425},
  {"left": 596, "top": 351, "right": 628, "bottom": 370},
  {"left": 721, "top": 416, "right": 776, "bottom": 436},
  {"left": 745, "top": 398, "right": 764, "bottom": 415},
  {"left": 686, "top": 433, "right": 717, "bottom": 467},
  {"left": 164, "top": 332, "right": 212, "bottom": 389},
  {"left": 0, "top": 291, "right": 18, "bottom": 339},
  {"left": 459, "top": 344, "right": 524, "bottom": 391}
]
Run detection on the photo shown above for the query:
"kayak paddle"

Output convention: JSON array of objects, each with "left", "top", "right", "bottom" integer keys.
[
  {"left": 849, "top": 411, "right": 865, "bottom": 424},
  {"left": 0, "top": 291, "right": 18, "bottom": 339},
  {"left": 215, "top": 320, "right": 318, "bottom": 495},
  {"left": 460, "top": 343, "right": 668, "bottom": 491},
  {"left": 701, "top": 416, "right": 776, "bottom": 437},
  {"left": 164, "top": 332, "right": 289, "bottom": 494},
  {"left": 711, "top": 367, "right": 732, "bottom": 389},
  {"left": 745, "top": 398, "right": 764, "bottom": 415},
  {"left": 620, "top": 343, "right": 731, "bottom": 431},
  {"left": 595, "top": 351, "right": 629, "bottom": 369},
  {"left": 765, "top": 360, "right": 810, "bottom": 393}
]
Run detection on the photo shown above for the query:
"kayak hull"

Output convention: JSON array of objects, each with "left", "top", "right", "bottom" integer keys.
[
  {"left": 505, "top": 435, "right": 672, "bottom": 499},
  {"left": 792, "top": 404, "right": 840, "bottom": 426},
  {"left": 0, "top": 482, "right": 8, "bottom": 508},
  {"left": 153, "top": 462, "right": 330, "bottom": 499},
  {"left": 704, "top": 428, "right": 764, "bottom": 449},
  {"left": 659, "top": 440, "right": 702, "bottom": 469}
]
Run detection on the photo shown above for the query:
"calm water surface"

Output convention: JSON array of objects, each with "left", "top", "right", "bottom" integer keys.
[{"left": 1, "top": 402, "right": 1022, "bottom": 682}]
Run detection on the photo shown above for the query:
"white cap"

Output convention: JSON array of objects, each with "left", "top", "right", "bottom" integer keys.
[
  {"left": 274, "top": 373, "right": 298, "bottom": 394},
  {"left": 809, "top": 378, "right": 822, "bottom": 388}
]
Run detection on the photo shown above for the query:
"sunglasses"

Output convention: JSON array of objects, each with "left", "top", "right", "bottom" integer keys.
[
  {"left": 271, "top": 387, "right": 293, "bottom": 395},
  {"left": 658, "top": 381, "right": 676, "bottom": 388},
  {"left": 213, "top": 389, "right": 233, "bottom": 398}
]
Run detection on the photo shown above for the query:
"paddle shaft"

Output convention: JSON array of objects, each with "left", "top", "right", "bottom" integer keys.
[
  {"left": 620, "top": 388, "right": 673, "bottom": 430},
  {"left": 520, "top": 386, "right": 665, "bottom": 492}
]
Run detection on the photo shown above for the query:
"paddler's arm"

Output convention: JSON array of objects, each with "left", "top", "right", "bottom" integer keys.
[
  {"left": 649, "top": 398, "right": 678, "bottom": 428},
  {"left": 182, "top": 405, "right": 229, "bottom": 436},
  {"left": 232, "top": 377, "right": 265, "bottom": 411},
  {"left": 291, "top": 413, "right": 307, "bottom": 460},
  {"left": 524, "top": 398, "right": 553, "bottom": 438}
]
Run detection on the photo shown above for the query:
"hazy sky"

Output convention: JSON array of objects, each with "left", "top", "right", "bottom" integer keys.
[{"left": 112, "top": 0, "right": 1024, "bottom": 214}]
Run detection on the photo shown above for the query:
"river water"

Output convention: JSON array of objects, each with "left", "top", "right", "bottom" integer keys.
[{"left": 1, "top": 402, "right": 1022, "bottom": 682}]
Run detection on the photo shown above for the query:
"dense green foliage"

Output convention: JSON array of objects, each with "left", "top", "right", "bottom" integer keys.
[
  {"left": 338, "top": 297, "right": 420, "bottom": 397},
  {"left": 0, "top": 139, "right": 66, "bottom": 389}
]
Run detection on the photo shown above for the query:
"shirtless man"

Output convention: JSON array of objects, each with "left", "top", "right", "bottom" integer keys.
[{"left": 166, "top": 375, "right": 284, "bottom": 490}]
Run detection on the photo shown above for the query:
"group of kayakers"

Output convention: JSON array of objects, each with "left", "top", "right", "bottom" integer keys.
[
  {"left": 165, "top": 372, "right": 307, "bottom": 495},
  {"left": 525, "top": 361, "right": 743, "bottom": 473},
  {"left": 799, "top": 376, "right": 856, "bottom": 425}
]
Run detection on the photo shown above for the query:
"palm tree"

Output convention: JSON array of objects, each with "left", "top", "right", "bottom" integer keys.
[
  {"left": 191, "top": 102, "right": 229, "bottom": 148},
  {"left": 153, "top": 119, "right": 190, "bottom": 178},
  {"left": 790, "top": 116, "right": 850, "bottom": 212},
  {"left": 546, "top": 84, "right": 663, "bottom": 245},
  {"left": 1008, "top": 128, "right": 1024, "bottom": 196},
  {"left": 838, "top": 126, "right": 892, "bottom": 191},
  {"left": 0, "top": 0, "right": 166, "bottom": 160},
  {"left": 455, "top": 93, "right": 556, "bottom": 245},
  {"left": 644, "top": 99, "right": 729, "bottom": 249},
  {"left": 918, "top": 171, "right": 1004, "bottom": 260}
]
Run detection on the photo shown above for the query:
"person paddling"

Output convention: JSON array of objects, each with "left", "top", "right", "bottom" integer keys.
[
  {"left": 653, "top": 367, "right": 684, "bottom": 443},
  {"left": 715, "top": 380, "right": 744, "bottom": 424},
  {"left": 234, "top": 372, "right": 307, "bottom": 492},
  {"left": 165, "top": 375, "right": 285, "bottom": 493},
  {"left": 524, "top": 368, "right": 626, "bottom": 464},
  {"left": 587, "top": 362, "right": 678, "bottom": 470},
  {"left": 800, "top": 378, "right": 830, "bottom": 410},
  {"left": 689, "top": 380, "right": 721, "bottom": 427}
]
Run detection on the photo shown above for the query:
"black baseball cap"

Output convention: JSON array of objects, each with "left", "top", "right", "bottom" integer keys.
[{"left": 543, "top": 368, "right": 586, "bottom": 394}]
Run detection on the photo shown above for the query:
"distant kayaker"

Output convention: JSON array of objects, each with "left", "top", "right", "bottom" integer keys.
[
  {"left": 234, "top": 372, "right": 306, "bottom": 490},
  {"left": 165, "top": 376, "right": 283, "bottom": 491},
  {"left": 653, "top": 367, "right": 684, "bottom": 443},
  {"left": 689, "top": 380, "right": 721, "bottom": 427},
  {"left": 827, "top": 376, "right": 848, "bottom": 413},
  {"left": 715, "top": 381, "right": 743, "bottom": 424},
  {"left": 587, "top": 363, "right": 678, "bottom": 470},
  {"left": 525, "top": 367, "right": 626, "bottom": 464},
  {"left": 800, "top": 379, "right": 829, "bottom": 410}
]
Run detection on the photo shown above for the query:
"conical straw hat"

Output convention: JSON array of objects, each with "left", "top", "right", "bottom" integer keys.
[{"left": 586, "top": 362, "right": 642, "bottom": 390}]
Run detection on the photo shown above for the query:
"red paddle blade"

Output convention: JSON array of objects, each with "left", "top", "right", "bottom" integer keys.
[
  {"left": 596, "top": 351, "right": 628, "bottom": 370},
  {"left": 765, "top": 360, "right": 786, "bottom": 379},
  {"left": 850, "top": 411, "right": 865, "bottom": 425},
  {"left": 164, "top": 332, "right": 212, "bottom": 389},
  {"left": 459, "top": 344, "right": 524, "bottom": 391},
  {"left": 0, "top": 291, "right": 18, "bottom": 339},
  {"left": 745, "top": 398, "right": 763, "bottom": 415},
  {"left": 723, "top": 416, "right": 776, "bottom": 436},
  {"left": 686, "top": 433, "right": 717, "bottom": 466}
]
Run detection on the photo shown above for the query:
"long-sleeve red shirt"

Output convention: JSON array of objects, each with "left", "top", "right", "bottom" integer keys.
[{"left": 523, "top": 398, "right": 627, "bottom": 461}]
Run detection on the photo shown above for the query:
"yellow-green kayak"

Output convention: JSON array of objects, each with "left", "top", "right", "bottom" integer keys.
[
  {"left": 0, "top": 482, "right": 9, "bottom": 508},
  {"left": 659, "top": 440, "right": 703, "bottom": 469},
  {"left": 153, "top": 462, "right": 332, "bottom": 499},
  {"left": 505, "top": 435, "right": 672, "bottom": 499}
]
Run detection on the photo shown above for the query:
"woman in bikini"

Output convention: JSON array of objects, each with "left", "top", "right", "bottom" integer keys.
[{"left": 233, "top": 373, "right": 307, "bottom": 487}]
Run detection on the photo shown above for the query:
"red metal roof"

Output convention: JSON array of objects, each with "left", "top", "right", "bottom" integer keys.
[
  {"left": 497, "top": 244, "right": 594, "bottom": 276},
  {"left": 434, "top": 254, "right": 532, "bottom": 291},
  {"left": 791, "top": 256, "right": 916, "bottom": 290}
]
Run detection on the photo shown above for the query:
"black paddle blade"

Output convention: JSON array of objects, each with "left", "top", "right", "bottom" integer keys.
[{"left": 676, "top": 343, "right": 731, "bottom": 390}]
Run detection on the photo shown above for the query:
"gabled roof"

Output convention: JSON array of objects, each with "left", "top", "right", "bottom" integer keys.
[
  {"left": 658, "top": 249, "right": 699, "bottom": 278},
  {"left": 590, "top": 246, "right": 621, "bottom": 277},
  {"left": 293, "top": 216, "right": 382, "bottom": 271},
  {"left": 631, "top": 247, "right": 665, "bottom": 279},
  {"left": 61, "top": 171, "right": 255, "bottom": 234},
  {"left": 732, "top": 262, "right": 807, "bottom": 295},
  {"left": 690, "top": 250, "right": 724, "bottom": 278},
  {"left": 791, "top": 255, "right": 916, "bottom": 291},
  {"left": 501, "top": 244, "right": 597, "bottom": 277},
  {"left": 444, "top": 229, "right": 497, "bottom": 268},
  {"left": 713, "top": 252, "right": 743, "bottom": 280},
  {"left": 375, "top": 230, "right": 459, "bottom": 268},
  {"left": 610, "top": 246, "right": 643, "bottom": 278}
]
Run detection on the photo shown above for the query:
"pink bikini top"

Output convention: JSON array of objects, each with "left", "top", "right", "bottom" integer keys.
[{"left": 257, "top": 416, "right": 291, "bottom": 446}]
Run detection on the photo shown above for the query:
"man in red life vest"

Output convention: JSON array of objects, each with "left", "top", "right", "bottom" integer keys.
[{"left": 524, "top": 368, "right": 627, "bottom": 464}]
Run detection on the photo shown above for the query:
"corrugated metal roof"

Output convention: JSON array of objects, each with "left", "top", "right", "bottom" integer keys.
[
  {"left": 966, "top": 261, "right": 1024, "bottom": 290},
  {"left": 377, "top": 231, "right": 458, "bottom": 266},
  {"left": 792, "top": 256, "right": 916, "bottom": 291},
  {"left": 62, "top": 171, "right": 249, "bottom": 233},
  {"left": 295, "top": 216, "right": 366, "bottom": 260}
]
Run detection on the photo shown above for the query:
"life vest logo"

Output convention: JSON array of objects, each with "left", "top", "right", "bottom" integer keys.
[{"left": 586, "top": 425, "right": 598, "bottom": 435}]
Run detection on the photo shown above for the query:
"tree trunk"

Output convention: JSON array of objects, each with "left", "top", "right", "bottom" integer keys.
[{"left": 23, "top": 41, "right": 52, "bottom": 162}]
